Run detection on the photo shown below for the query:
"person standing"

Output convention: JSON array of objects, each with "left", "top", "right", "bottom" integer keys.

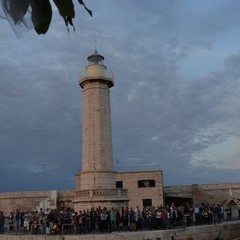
[
  {"left": 155, "top": 208, "right": 162, "bottom": 230},
  {"left": 135, "top": 207, "right": 143, "bottom": 231},
  {"left": 0, "top": 211, "right": 5, "bottom": 234},
  {"left": 194, "top": 205, "right": 201, "bottom": 225},
  {"left": 100, "top": 208, "right": 108, "bottom": 233},
  {"left": 128, "top": 207, "right": 136, "bottom": 231},
  {"left": 121, "top": 207, "right": 129, "bottom": 231},
  {"left": 23, "top": 211, "right": 31, "bottom": 233},
  {"left": 115, "top": 209, "right": 121, "bottom": 231},
  {"left": 217, "top": 204, "right": 222, "bottom": 223},
  {"left": 15, "top": 209, "right": 20, "bottom": 233},
  {"left": 90, "top": 207, "right": 97, "bottom": 232},
  {"left": 20, "top": 212, "right": 24, "bottom": 228},
  {"left": 226, "top": 204, "right": 232, "bottom": 221},
  {"left": 161, "top": 208, "right": 168, "bottom": 229},
  {"left": 8, "top": 212, "right": 14, "bottom": 232},
  {"left": 109, "top": 208, "right": 117, "bottom": 232}
]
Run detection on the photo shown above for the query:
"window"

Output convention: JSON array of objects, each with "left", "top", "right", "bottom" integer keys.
[
  {"left": 138, "top": 180, "right": 155, "bottom": 188},
  {"left": 116, "top": 181, "right": 123, "bottom": 188},
  {"left": 143, "top": 199, "right": 152, "bottom": 207}
]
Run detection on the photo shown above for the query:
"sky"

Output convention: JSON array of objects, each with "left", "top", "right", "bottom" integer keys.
[{"left": 0, "top": 0, "right": 240, "bottom": 192}]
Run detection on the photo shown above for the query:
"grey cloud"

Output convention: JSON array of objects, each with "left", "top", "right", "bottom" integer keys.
[{"left": 0, "top": 0, "right": 240, "bottom": 191}]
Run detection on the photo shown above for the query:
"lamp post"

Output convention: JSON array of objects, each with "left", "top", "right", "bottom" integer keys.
[{"left": 42, "top": 163, "right": 45, "bottom": 211}]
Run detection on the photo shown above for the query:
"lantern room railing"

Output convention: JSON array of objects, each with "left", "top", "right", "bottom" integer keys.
[{"left": 79, "top": 68, "right": 114, "bottom": 82}]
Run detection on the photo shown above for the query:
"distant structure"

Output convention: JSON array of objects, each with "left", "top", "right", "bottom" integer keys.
[{"left": 73, "top": 50, "right": 129, "bottom": 210}]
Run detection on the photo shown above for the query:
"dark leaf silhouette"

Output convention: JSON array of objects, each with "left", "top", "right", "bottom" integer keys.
[
  {"left": 0, "top": 0, "right": 92, "bottom": 35},
  {"left": 78, "top": 0, "right": 92, "bottom": 17},
  {"left": 53, "top": 0, "right": 75, "bottom": 32},
  {"left": 30, "top": 0, "right": 52, "bottom": 34},
  {"left": 9, "top": 0, "right": 30, "bottom": 24}
]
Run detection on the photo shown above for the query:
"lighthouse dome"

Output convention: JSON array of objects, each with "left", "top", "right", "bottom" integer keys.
[{"left": 87, "top": 50, "right": 104, "bottom": 65}]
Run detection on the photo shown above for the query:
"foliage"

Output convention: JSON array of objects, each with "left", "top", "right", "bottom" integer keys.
[{"left": 1, "top": 0, "right": 92, "bottom": 34}]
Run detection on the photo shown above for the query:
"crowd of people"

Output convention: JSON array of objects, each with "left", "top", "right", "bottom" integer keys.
[{"left": 0, "top": 200, "right": 239, "bottom": 235}]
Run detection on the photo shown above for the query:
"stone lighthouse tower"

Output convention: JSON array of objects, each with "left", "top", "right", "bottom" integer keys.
[{"left": 74, "top": 50, "right": 128, "bottom": 210}]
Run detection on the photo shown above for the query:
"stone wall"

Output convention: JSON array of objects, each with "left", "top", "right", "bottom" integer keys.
[
  {"left": 164, "top": 182, "right": 240, "bottom": 207},
  {"left": 164, "top": 185, "right": 193, "bottom": 198},
  {"left": 57, "top": 190, "right": 75, "bottom": 210},
  {"left": 0, "top": 190, "right": 75, "bottom": 215}
]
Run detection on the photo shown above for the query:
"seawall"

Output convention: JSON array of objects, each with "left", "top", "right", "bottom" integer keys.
[{"left": 0, "top": 220, "right": 240, "bottom": 240}]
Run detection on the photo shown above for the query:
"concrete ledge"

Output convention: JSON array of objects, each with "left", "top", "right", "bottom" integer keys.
[{"left": 0, "top": 220, "right": 240, "bottom": 240}]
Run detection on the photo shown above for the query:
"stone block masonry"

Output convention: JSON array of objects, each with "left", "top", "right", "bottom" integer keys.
[
  {"left": 116, "top": 170, "right": 164, "bottom": 208},
  {"left": 0, "top": 190, "right": 75, "bottom": 215}
]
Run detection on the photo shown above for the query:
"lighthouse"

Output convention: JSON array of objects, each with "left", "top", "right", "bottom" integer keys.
[{"left": 74, "top": 50, "right": 128, "bottom": 210}]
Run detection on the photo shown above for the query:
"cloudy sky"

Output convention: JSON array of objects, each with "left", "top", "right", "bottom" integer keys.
[{"left": 0, "top": 0, "right": 240, "bottom": 192}]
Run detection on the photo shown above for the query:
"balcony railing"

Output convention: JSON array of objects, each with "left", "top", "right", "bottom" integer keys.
[{"left": 75, "top": 188, "right": 128, "bottom": 199}]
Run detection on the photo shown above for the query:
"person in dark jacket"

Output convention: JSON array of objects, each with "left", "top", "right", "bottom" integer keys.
[{"left": 0, "top": 211, "right": 5, "bottom": 234}]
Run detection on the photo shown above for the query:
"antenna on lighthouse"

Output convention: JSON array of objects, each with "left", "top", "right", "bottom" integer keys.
[{"left": 94, "top": 40, "right": 97, "bottom": 52}]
